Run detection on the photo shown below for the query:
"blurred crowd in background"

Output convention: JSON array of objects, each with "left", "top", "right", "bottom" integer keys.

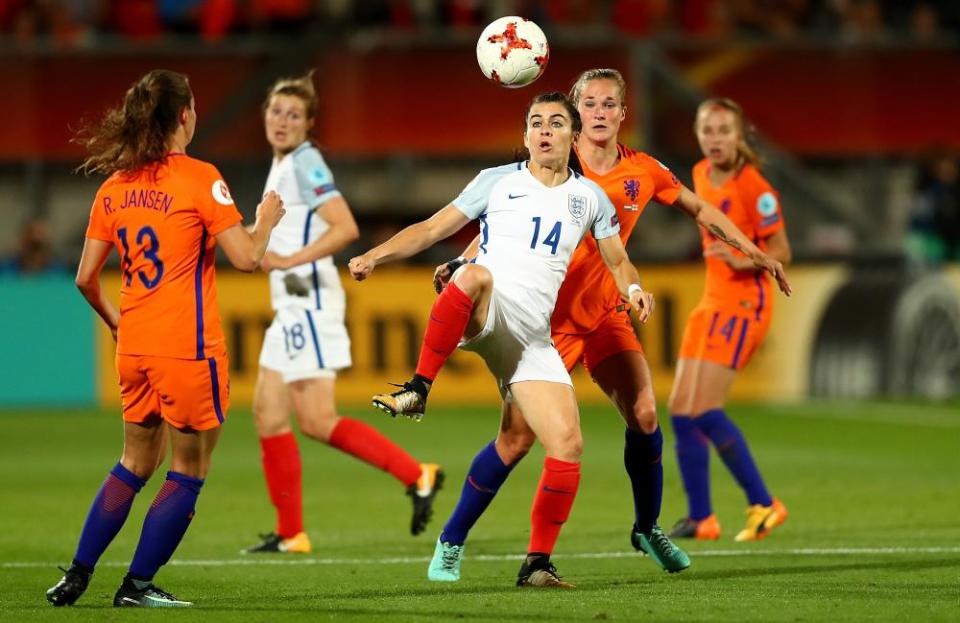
[
  {"left": 2, "top": 0, "right": 960, "bottom": 274},
  {"left": 2, "top": 0, "right": 959, "bottom": 46}
]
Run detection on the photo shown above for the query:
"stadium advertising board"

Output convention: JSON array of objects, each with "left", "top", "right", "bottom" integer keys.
[{"left": 93, "top": 265, "right": 854, "bottom": 408}]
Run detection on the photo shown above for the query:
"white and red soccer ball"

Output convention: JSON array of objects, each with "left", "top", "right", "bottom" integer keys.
[{"left": 476, "top": 17, "right": 549, "bottom": 88}]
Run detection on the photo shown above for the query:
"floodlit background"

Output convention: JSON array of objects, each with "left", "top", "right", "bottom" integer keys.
[{"left": 1, "top": 0, "right": 958, "bottom": 406}]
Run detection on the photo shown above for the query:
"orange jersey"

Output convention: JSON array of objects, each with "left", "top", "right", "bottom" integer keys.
[
  {"left": 552, "top": 144, "right": 682, "bottom": 334},
  {"left": 691, "top": 160, "right": 784, "bottom": 318},
  {"left": 86, "top": 154, "right": 243, "bottom": 359}
]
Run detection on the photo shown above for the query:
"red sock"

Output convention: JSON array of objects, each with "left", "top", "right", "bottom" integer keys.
[
  {"left": 329, "top": 417, "right": 421, "bottom": 486},
  {"left": 528, "top": 457, "right": 581, "bottom": 555},
  {"left": 415, "top": 282, "right": 474, "bottom": 381},
  {"left": 259, "top": 432, "right": 303, "bottom": 538}
]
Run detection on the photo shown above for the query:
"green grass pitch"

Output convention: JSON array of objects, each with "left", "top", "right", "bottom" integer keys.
[{"left": 1, "top": 400, "right": 958, "bottom": 621}]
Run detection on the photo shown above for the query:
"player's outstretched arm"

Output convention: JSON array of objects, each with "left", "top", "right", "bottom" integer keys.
[
  {"left": 217, "top": 191, "right": 285, "bottom": 272},
  {"left": 673, "top": 187, "right": 791, "bottom": 296},
  {"left": 75, "top": 238, "right": 120, "bottom": 340},
  {"left": 433, "top": 234, "right": 481, "bottom": 293},
  {"left": 596, "top": 235, "right": 655, "bottom": 323},
  {"left": 262, "top": 196, "right": 360, "bottom": 272},
  {"left": 349, "top": 204, "right": 470, "bottom": 281}
]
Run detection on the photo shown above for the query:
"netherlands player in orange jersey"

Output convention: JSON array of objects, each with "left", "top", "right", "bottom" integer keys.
[
  {"left": 667, "top": 98, "right": 792, "bottom": 543},
  {"left": 428, "top": 69, "right": 789, "bottom": 581},
  {"left": 46, "top": 69, "right": 284, "bottom": 609}
]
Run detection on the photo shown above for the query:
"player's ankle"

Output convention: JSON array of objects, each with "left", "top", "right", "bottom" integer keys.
[{"left": 410, "top": 374, "right": 432, "bottom": 397}]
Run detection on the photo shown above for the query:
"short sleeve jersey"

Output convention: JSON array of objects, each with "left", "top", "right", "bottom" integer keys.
[
  {"left": 86, "top": 155, "right": 243, "bottom": 359},
  {"left": 262, "top": 141, "right": 345, "bottom": 312},
  {"left": 453, "top": 161, "right": 619, "bottom": 338},
  {"left": 552, "top": 144, "right": 682, "bottom": 334},
  {"left": 692, "top": 159, "right": 785, "bottom": 315}
]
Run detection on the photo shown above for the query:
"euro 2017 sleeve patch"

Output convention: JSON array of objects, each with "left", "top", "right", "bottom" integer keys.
[
  {"left": 212, "top": 180, "right": 233, "bottom": 205},
  {"left": 757, "top": 191, "right": 778, "bottom": 216},
  {"left": 756, "top": 191, "right": 781, "bottom": 227}
]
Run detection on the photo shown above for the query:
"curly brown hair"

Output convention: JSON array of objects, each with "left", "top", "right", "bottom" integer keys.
[{"left": 74, "top": 69, "right": 193, "bottom": 177}]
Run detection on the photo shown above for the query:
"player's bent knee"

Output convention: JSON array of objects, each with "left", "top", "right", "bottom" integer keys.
[
  {"left": 628, "top": 403, "right": 659, "bottom": 434},
  {"left": 496, "top": 432, "right": 535, "bottom": 464},
  {"left": 542, "top": 429, "right": 583, "bottom": 462},
  {"left": 120, "top": 457, "right": 157, "bottom": 481},
  {"left": 299, "top": 414, "right": 337, "bottom": 442},
  {"left": 453, "top": 264, "right": 492, "bottom": 297},
  {"left": 667, "top": 390, "right": 692, "bottom": 415}
]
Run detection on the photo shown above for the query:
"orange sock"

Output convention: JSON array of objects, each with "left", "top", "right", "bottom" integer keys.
[
  {"left": 329, "top": 417, "right": 421, "bottom": 486},
  {"left": 528, "top": 457, "right": 581, "bottom": 555},
  {"left": 259, "top": 432, "right": 303, "bottom": 538}
]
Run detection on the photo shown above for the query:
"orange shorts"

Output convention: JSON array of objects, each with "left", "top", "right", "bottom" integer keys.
[
  {"left": 116, "top": 353, "right": 230, "bottom": 431},
  {"left": 553, "top": 311, "right": 642, "bottom": 374},
  {"left": 678, "top": 304, "right": 770, "bottom": 371}
]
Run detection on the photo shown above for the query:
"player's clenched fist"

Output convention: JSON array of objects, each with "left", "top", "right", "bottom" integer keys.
[
  {"left": 628, "top": 285, "right": 655, "bottom": 324},
  {"left": 349, "top": 253, "right": 376, "bottom": 281},
  {"left": 256, "top": 190, "right": 285, "bottom": 228}
]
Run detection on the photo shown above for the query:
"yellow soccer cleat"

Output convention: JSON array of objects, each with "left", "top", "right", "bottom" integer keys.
[
  {"left": 373, "top": 382, "right": 427, "bottom": 421},
  {"left": 734, "top": 498, "right": 788, "bottom": 542},
  {"left": 243, "top": 531, "right": 312, "bottom": 554},
  {"left": 408, "top": 464, "right": 445, "bottom": 536}
]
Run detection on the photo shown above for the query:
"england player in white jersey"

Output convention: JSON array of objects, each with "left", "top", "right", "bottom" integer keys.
[
  {"left": 348, "top": 92, "right": 654, "bottom": 588},
  {"left": 246, "top": 74, "right": 443, "bottom": 555}
]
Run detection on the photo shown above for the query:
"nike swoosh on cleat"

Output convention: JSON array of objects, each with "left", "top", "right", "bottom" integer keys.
[{"left": 508, "top": 193, "right": 528, "bottom": 199}]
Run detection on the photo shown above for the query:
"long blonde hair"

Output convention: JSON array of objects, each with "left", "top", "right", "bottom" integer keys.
[
  {"left": 695, "top": 97, "right": 761, "bottom": 168},
  {"left": 569, "top": 68, "right": 627, "bottom": 108}
]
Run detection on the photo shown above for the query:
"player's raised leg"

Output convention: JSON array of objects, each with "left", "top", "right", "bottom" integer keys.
[
  {"left": 592, "top": 350, "right": 690, "bottom": 572},
  {"left": 373, "top": 263, "right": 491, "bottom": 420},
  {"left": 291, "top": 376, "right": 443, "bottom": 536}
]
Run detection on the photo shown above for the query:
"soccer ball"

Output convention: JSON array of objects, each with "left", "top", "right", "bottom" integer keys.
[{"left": 476, "top": 17, "right": 549, "bottom": 88}]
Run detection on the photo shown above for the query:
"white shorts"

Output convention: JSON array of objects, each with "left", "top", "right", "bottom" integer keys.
[
  {"left": 459, "top": 289, "right": 571, "bottom": 397},
  {"left": 259, "top": 307, "right": 352, "bottom": 383}
]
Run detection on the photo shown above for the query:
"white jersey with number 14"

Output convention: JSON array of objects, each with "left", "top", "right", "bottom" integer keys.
[{"left": 452, "top": 162, "right": 620, "bottom": 339}]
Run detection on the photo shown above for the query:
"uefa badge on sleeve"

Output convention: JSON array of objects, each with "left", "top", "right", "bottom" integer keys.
[{"left": 212, "top": 180, "right": 233, "bottom": 205}]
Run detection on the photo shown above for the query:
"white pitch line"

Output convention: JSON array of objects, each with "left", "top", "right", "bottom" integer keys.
[{"left": 3, "top": 546, "right": 959, "bottom": 570}]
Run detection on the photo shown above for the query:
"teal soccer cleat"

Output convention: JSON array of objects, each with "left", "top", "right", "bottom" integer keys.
[
  {"left": 427, "top": 538, "right": 464, "bottom": 582},
  {"left": 113, "top": 578, "right": 192, "bottom": 608},
  {"left": 632, "top": 524, "right": 691, "bottom": 573}
]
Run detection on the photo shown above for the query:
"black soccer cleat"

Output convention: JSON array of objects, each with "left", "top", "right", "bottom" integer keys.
[
  {"left": 46, "top": 564, "right": 92, "bottom": 607},
  {"left": 516, "top": 555, "right": 575, "bottom": 588},
  {"left": 113, "top": 577, "right": 192, "bottom": 608},
  {"left": 408, "top": 464, "right": 445, "bottom": 535}
]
